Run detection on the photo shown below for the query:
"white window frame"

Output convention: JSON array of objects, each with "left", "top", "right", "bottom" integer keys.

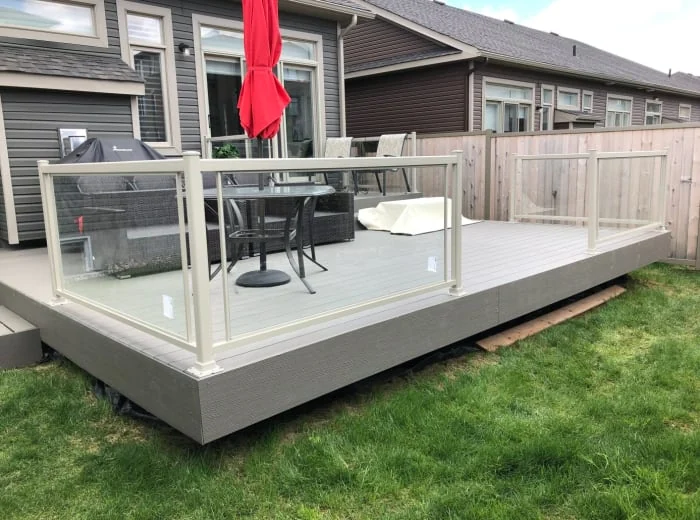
[
  {"left": 192, "top": 14, "right": 326, "bottom": 159},
  {"left": 0, "top": 0, "right": 108, "bottom": 47},
  {"left": 644, "top": 100, "right": 663, "bottom": 126},
  {"left": 117, "top": 0, "right": 181, "bottom": 155},
  {"left": 679, "top": 104, "right": 692, "bottom": 121},
  {"left": 482, "top": 77, "right": 535, "bottom": 133},
  {"left": 606, "top": 94, "right": 634, "bottom": 128},
  {"left": 557, "top": 87, "right": 580, "bottom": 111},
  {"left": 540, "top": 84, "right": 554, "bottom": 131},
  {"left": 582, "top": 90, "right": 594, "bottom": 113}
]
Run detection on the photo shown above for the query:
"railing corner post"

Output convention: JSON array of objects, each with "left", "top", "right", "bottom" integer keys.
[
  {"left": 587, "top": 149, "right": 599, "bottom": 253},
  {"left": 182, "top": 151, "right": 221, "bottom": 377},
  {"left": 38, "top": 159, "right": 67, "bottom": 302},
  {"left": 449, "top": 149, "right": 466, "bottom": 296}
]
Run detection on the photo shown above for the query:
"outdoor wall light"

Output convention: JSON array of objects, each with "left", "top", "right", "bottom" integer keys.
[{"left": 179, "top": 43, "right": 192, "bottom": 57}]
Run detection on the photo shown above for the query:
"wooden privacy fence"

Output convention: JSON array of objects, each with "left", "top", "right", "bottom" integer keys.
[{"left": 417, "top": 125, "right": 700, "bottom": 268}]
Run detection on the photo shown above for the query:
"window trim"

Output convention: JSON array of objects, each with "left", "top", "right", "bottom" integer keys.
[
  {"left": 0, "top": 0, "right": 108, "bottom": 47},
  {"left": 540, "top": 84, "right": 554, "bottom": 131},
  {"left": 481, "top": 76, "right": 535, "bottom": 133},
  {"left": 192, "top": 14, "right": 326, "bottom": 159},
  {"left": 556, "top": 86, "right": 580, "bottom": 111},
  {"left": 117, "top": 0, "right": 181, "bottom": 155},
  {"left": 582, "top": 90, "right": 594, "bottom": 113},
  {"left": 644, "top": 99, "right": 663, "bottom": 126},
  {"left": 605, "top": 94, "right": 634, "bottom": 128},
  {"left": 679, "top": 103, "right": 692, "bottom": 121}
]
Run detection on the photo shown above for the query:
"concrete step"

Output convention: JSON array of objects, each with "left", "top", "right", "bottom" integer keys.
[{"left": 0, "top": 306, "right": 42, "bottom": 369}]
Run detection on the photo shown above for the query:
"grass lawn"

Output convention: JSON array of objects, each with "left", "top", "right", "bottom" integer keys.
[{"left": 0, "top": 264, "right": 698, "bottom": 519}]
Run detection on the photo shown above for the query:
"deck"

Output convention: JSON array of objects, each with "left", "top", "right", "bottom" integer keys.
[{"left": 0, "top": 222, "right": 670, "bottom": 443}]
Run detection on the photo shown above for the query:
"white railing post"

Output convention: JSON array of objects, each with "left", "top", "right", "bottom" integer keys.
[
  {"left": 183, "top": 152, "right": 220, "bottom": 377},
  {"left": 410, "top": 131, "right": 418, "bottom": 192},
  {"left": 37, "top": 160, "right": 67, "bottom": 305},
  {"left": 587, "top": 150, "right": 599, "bottom": 253},
  {"left": 449, "top": 150, "right": 465, "bottom": 297},
  {"left": 658, "top": 150, "right": 669, "bottom": 231},
  {"left": 510, "top": 155, "right": 521, "bottom": 222}
]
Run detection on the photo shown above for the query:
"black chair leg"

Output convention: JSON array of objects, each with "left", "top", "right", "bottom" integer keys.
[
  {"left": 402, "top": 168, "right": 411, "bottom": 193},
  {"left": 352, "top": 171, "right": 360, "bottom": 195},
  {"left": 374, "top": 172, "right": 382, "bottom": 194}
]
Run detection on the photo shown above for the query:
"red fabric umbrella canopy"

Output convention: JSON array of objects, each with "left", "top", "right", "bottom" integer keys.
[{"left": 237, "top": 0, "right": 291, "bottom": 140}]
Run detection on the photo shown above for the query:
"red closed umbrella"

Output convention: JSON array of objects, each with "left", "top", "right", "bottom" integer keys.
[{"left": 237, "top": 0, "right": 290, "bottom": 140}]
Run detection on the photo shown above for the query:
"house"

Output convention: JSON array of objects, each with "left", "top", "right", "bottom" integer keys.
[
  {"left": 0, "top": 0, "right": 372, "bottom": 245},
  {"left": 343, "top": 0, "right": 700, "bottom": 137}
]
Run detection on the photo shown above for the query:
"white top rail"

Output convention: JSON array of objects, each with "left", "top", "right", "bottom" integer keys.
[
  {"left": 200, "top": 155, "right": 456, "bottom": 173},
  {"left": 39, "top": 158, "right": 186, "bottom": 175},
  {"left": 597, "top": 150, "right": 668, "bottom": 159},
  {"left": 517, "top": 153, "right": 591, "bottom": 161}
]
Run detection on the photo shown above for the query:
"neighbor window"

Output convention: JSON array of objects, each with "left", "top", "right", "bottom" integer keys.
[
  {"left": 606, "top": 95, "right": 633, "bottom": 127},
  {"left": 557, "top": 87, "right": 580, "bottom": 110},
  {"left": 196, "top": 19, "right": 323, "bottom": 161},
  {"left": 118, "top": 1, "right": 180, "bottom": 152},
  {"left": 582, "top": 91, "right": 594, "bottom": 113},
  {"left": 483, "top": 79, "right": 534, "bottom": 133},
  {"left": 679, "top": 104, "right": 692, "bottom": 121},
  {"left": 645, "top": 100, "right": 662, "bottom": 125},
  {"left": 0, "top": 0, "right": 107, "bottom": 46},
  {"left": 541, "top": 85, "right": 554, "bottom": 131}
]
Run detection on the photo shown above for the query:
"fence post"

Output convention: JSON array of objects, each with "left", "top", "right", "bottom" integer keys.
[
  {"left": 183, "top": 152, "right": 220, "bottom": 377},
  {"left": 449, "top": 150, "right": 465, "bottom": 296},
  {"left": 587, "top": 150, "right": 599, "bottom": 252},
  {"left": 509, "top": 155, "right": 521, "bottom": 222},
  {"left": 37, "top": 160, "right": 67, "bottom": 305},
  {"left": 483, "top": 133, "right": 492, "bottom": 220},
  {"left": 659, "top": 150, "right": 670, "bottom": 231}
]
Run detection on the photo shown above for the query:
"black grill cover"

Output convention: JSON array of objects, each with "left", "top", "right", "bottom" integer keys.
[{"left": 59, "top": 137, "right": 165, "bottom": 163}]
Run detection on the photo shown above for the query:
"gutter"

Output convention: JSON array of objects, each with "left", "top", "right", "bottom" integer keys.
[{"left": 337, "top": 15, "right": 358, "bottom": 137}]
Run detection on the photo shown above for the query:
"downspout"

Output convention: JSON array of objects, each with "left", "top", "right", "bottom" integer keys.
[
  {"left": 467, "top": 57, "right": 488, "bottom": 132},
  {"left": 337, "top": 15, "right": 357, "bottom": 137}
]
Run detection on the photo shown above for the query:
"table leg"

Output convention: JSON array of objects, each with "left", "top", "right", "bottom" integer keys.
[{"left": 284, "top": 198, "right": 315, "bottom": 294}]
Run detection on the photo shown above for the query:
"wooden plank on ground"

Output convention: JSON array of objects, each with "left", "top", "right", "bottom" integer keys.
[{"left": 477, "top": 285, "right": 626, "bottom": 352}]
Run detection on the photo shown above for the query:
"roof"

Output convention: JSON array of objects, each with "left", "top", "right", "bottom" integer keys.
[
  {"left": 285, "top": 0, "right": 373, "bottom": 18},
  {"left": 361, "top": 0, "right": 700, "bottom": 96},
  {"left": 671, "top": 72, "right": 700, "bottom": 92},
  {"left": 554, "top": 109, "right": 601, "bottom": 124},
  {"left": 346, "top": 48, "right": 460, "bottom": 74},
  {"left": 0, "top": 45, "right": 142, "bottom": 83}
]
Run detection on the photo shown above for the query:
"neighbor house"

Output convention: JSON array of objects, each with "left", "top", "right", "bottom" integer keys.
[
  {"left": 0, "top": 0, "right": 371, "bottom": 245},
  {"left": 343, "top": 0, "right": 700, "bottom": 137}
]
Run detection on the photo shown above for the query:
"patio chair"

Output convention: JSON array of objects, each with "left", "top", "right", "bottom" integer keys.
[
  {"left": 352, "top": 133, "right": 411, "bottom": 196},
  {"left": 321, "top": 137, "right": 353, "bottom": 189}
]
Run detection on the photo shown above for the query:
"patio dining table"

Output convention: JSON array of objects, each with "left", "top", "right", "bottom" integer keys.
[{"left": 203, "top": 184, "right": 335, "bottom": 294}]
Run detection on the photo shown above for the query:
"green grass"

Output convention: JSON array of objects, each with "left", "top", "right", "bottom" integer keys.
[{"left": 1, "top": 264, "right": 698, "bottom": 519}]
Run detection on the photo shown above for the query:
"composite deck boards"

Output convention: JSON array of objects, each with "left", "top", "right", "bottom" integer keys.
[{"left": 0, "top": 221, "right": 670, "bottom": 443}]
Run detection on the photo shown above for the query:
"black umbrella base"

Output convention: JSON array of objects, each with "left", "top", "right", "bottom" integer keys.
[{"left": 236, "top": 269, "right": 291, "bottom": 288}]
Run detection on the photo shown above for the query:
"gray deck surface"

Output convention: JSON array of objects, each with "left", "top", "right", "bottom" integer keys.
[{"left": 0, "top": 222, "right": 670, "bottom": 442}]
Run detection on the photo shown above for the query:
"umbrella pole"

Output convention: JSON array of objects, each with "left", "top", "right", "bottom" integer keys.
[{"left": 236, "top": 137, "right": 291, "bottom": 288}]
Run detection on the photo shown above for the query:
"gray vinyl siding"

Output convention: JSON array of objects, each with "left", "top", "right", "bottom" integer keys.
[
  {"left": 137, "top": 0, "right": 341, "bottom": 151},
  {"left": 473, "top": 63, "right": 700, "bottom": 131},
  {"left": 0, "top": 89, "right": 133, "bottom": 242},
  {"left": 0, "top": 0, "right": 122, "bottom": 56},
  {"left": 346, "top": 62, "right": 467, "bottom": 137},
  {"left": 344, "top": 18, "right": 447, "bottom": 71}
]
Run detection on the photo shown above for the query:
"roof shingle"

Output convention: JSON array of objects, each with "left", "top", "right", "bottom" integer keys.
[
  {"left": 0, "top": 45, "right": 142, "bottom": 83},
  {"left": 363, "top": 0, "right": 700, "bottom": 95}
]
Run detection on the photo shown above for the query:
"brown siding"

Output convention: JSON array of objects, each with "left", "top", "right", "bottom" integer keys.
[
  {"left": 346, "top": 63, "right": 467, "bottom": 137},
  {"left": 344, "top": 18, "right": 447, "bottom": 71},
  {"left": 474, "top": 63, "right": 700, "bottom": 131}
]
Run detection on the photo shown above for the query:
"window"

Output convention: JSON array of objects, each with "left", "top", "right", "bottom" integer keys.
[
  {"left": 541, "top": 85, "right": 554, "bottom": 131},
  {"left": 582, "top": 91, "right": 593, "bottom": 113},
  {"left": 194, "top": 15, "right": 324, "bottom": 160},
  {"left": 0, "top": 0, "right": 107, "bottom": 46},
  {"left": 645, "top": 100, "right": 662, "bottom": 125},
  {"left": 606, "top": 95, "right": 633, "bottom": 127},
  {"left": 117, "top": 1, "right": 180, "bottom": 153},
  {"left": 557, "top": 87, "right": 580, "bottom": 110},
  {"left": 679, "top": 104, "right": 692, "bottom": 121},
  {"left": 483, "top": 79, "right": 534, "bottom": 133}
]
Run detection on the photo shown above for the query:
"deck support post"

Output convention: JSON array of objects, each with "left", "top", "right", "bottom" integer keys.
[
  {"left": 37, "top": 159, "right": 68, "bottom": 305},
  {"left": 449, "top": 150, "right": 466, "bottom": 297},
  {"left": 409, "top": 131, "right": 418, "bottom": 192},
  {"left": 183, "top": 152, "right": 221, "bottom": 377},
  {"left": 587, "top": 150, "right": 599, "bottom": 253}
]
